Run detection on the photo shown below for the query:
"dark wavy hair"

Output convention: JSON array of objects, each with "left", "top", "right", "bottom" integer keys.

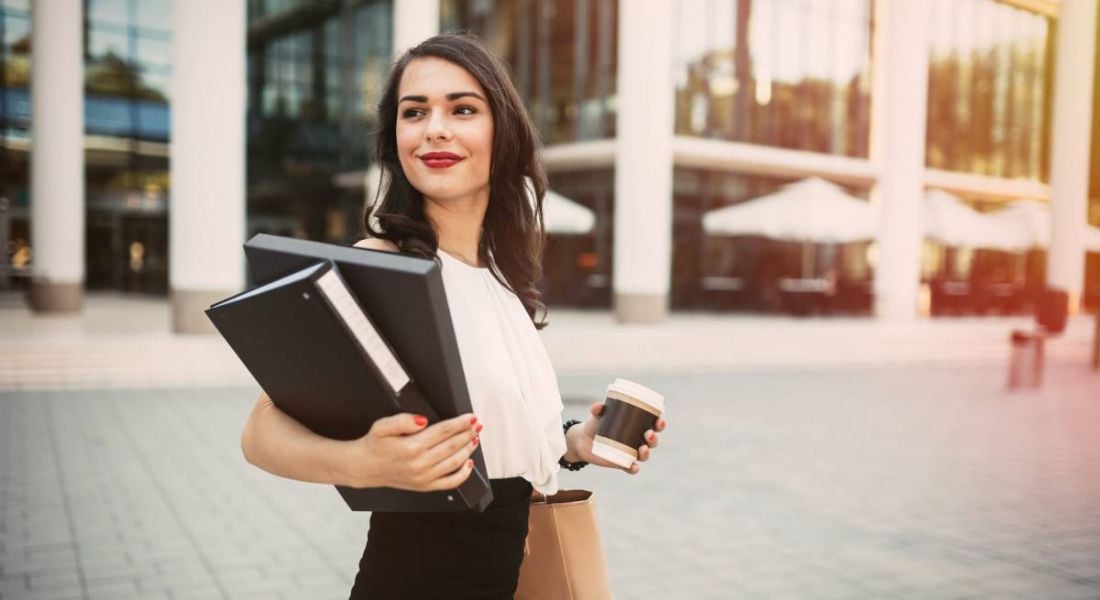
[{"left": 363, "top": 33, "right": 549, "bottom": 329}]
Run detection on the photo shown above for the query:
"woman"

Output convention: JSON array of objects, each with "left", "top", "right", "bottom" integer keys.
[{"left": 240, "top": 33, "right": 668, "bottom": 599}]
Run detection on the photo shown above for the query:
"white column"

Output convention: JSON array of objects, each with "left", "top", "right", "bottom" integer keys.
[
  {"left": 870, "top": 0, "right": 930, "bottom": 320},
  {"left": 393, "top": 0, "right": 439, "bottom": 56},
  {"left": 29, "top": 0, "right": 84, "bottom": 312},
  {"left": 170, "top": 0, "right": 246, "bottom": 334},
  {"left": 612, "top": 0, "right": 674, "bottom": 323},
  {"left": 1047, "top": 0, "right": 1098, "bottom": 313}
]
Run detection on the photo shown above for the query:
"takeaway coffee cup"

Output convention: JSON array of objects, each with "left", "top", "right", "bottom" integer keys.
[{"left": 592, "top": 378, "right": 665, "bottom": 469}]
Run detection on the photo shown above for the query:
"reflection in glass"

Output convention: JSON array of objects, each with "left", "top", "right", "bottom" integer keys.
[
  {"left": 88, "top": 0, "right": 129, "bottom": 25},
  {"left": 925, "top": 0, "right": 1051, "bottom": 181},
  {"left": 88, "top": 27, "right": 129, "bottom": 61},
  {"left": 442, "top": 0, "right": 618, "bottom": 145},
  {"left": 135, "top": 36, "right": 171, "bottom": 70},
  {"left": 674, "top": 0, "right": 872, "bottom": 158},
  {"left": 675, "top": 169, "right": 875, "bottom": 313},
  {"left": 135, "top": 0, "right": 171, "bottom": 30},
  {"left": 246, "top": 0, "right": 393, "bottom": 247}
]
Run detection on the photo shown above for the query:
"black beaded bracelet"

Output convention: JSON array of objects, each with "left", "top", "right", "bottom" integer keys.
[{"left": 559, "top": 419, "right": 589, "bottom": 471}]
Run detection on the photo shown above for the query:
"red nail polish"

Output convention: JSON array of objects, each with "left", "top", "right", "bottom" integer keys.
[
  {"left": 413, "top": 415, "right": 427, "bottom": 427},
  {"left": 471, "top": 437, "right": 479, "bottom": 446},
  {"left": 470, "top": 416, "right": 478, "bottom": 425},
  {"left": 476, "top": 424, "right": 483, "bottom": 433}
]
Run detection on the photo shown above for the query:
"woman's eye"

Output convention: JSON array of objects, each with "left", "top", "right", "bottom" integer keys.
[
  {"left": 455, "top": 105, "right": 477, "bottom": 116},
  {"left": 401, "top": 108, "right": 425, "bottom": 119}
]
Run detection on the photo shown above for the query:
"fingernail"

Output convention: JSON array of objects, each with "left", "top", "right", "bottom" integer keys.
[
  {"left": 471, "top": 437, "right": 479, "bottom": 446},
  {"left": 414, "top": 415, "right": 427, "bottom": 426},
  {"left": 476, "top": 424, "right": 483, "bottom": 433},
  {"left": 470, "top": 416, "right": 478, "bottom": 425},
  {"left": 465, "top": 459, "right": 473, "bottom": 469}
]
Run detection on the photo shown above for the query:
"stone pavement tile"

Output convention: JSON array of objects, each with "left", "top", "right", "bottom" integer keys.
[
  {"left": 83, "top": 576, "right": 141, "bottom": 600},
  {"left": 7, "top": 366, "right": 1100, "bottom": 598},
  {"left": 216, "top": 566, "right": 296, "bottom": 598},
  {"left": 163, "top": 583, "right": 224, "bottom": 600},
  {"left": 0, "top": 575, "right": 31, "bottom": 597},
  {"left": 22, "top": 591, "right": 83, "bottom": 600},
  {"left": 25, "top": 569, "right": 80, "bottom": 593},
  {"left": 288, "top": 581, "right": 354, "bottom": 599}
]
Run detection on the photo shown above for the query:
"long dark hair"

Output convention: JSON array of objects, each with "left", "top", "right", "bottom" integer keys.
[{"left": 364, "top": 33, "right": 549, "bottom": 329}]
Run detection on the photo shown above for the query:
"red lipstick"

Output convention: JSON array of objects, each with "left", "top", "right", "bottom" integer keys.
[{"left": 420, "top": 152, "right": 463, "bottom": 169}]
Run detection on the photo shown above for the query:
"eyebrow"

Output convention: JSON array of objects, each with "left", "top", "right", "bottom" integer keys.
[{"left": 397, "top": 91, "right": 487, "bottom": 105}]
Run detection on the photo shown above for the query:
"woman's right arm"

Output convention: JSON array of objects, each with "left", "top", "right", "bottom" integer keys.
[{"left": 241, "top": 392, "right": 481, "bottom": 491}]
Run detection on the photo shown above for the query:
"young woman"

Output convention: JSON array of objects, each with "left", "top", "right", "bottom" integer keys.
[{"left": 240, "top": 33, "right": 668, "bottom": 599}]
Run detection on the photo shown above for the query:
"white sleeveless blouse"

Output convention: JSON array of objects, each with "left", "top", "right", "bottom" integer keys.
[{"left": 436, "top": 250, "right": 565, "bottom": 495}]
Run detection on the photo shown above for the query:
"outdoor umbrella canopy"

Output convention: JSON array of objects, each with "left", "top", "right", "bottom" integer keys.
[
  {"left": 1088, "top": 227, "right": 1100, "bottom": 253},
  {"left": 923, "top": 189, "right": 1014, "bottom": 249},
  {"left": 990, "top": 199, "right": 1051, "bottom": 251},
  {"left": 539, "top": 190, "right": 596, "bottom": 235},
  {"left": 702, "top": 176, "right": 877, "bottom": 243}
]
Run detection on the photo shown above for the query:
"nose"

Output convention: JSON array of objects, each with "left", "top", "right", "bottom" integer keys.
[{"left": 424, "top": 110, "right": 452, "bottom": 142}]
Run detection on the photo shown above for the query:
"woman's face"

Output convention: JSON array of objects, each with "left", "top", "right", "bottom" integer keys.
[{"left": 395, "top": 57, "right": 494, "bottom": 205}]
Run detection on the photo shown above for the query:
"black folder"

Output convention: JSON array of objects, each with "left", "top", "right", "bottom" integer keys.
[{"left": 232, "top": 234, "right": 492, "bottom": 513}]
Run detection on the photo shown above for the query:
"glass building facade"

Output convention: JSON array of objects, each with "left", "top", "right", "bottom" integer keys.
[
  {"left": 0, "top": 0, "right": 173, "bottom": 294},
  {"left": 926, "top": 0, "right": 1053, "bottom": 182},
  {"left": 83, "top": 0, "right": 173, "bottom": 294},
  {"left": 4, "top": 0, "right": 1098, "bottom": 315},
  {"left": 442, "top": 0, "right": 619, "bottom": 307},
  {"left": 670, "top": 0, "right": 875, "bottom": 313},
  {"left": 245, "top": 0, "right": 392, "bottom": 247},
  {"left": 0, "top": 0, "right": 31, "bottom": 290},
  {"left": 442, "top": 0, "right": 1086, "bottom": 315},
  {"left": 442, "top": 0, "right": 618, "bottom": 145},
  {"left": 674, "top": 0, "right": 873, "bottom": 158}
]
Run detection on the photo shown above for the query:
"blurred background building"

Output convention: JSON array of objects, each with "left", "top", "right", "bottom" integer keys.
[{"left": 1, "top": 0, "right": 1098, "bottom": 330}]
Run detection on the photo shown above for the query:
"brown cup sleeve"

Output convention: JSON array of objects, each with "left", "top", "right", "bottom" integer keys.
[{"left": 596, "top": 398, "right": 657, "bottom": 449}]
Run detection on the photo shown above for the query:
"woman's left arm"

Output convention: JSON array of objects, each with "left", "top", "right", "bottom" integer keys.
[{"left": 562, "top": 403, "right": 667, "bottom": 475}]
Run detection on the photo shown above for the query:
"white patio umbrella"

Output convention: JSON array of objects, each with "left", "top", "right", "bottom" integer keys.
[
  {"left": 539, "top": 190, "right": 596, "bottom": 235},
  {"left": 991, "top": 199, "right": 1050, "bottom": 250},
  {"left": 923, "top": 189, "right": 1013, "bottom": 249},
  {"left": 525, "top": 178, "right": 596, "bottom": 235},
  {"left": 702, "top": 176, "right": 877, "bottom": 243},
  {"left": 1088, "top": 227, "right": 1100, "bottom": 253}
]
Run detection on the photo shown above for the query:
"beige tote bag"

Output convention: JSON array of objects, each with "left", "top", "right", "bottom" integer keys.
[{"left": 515, "top": 489, "right": 613, "bottom": 600}]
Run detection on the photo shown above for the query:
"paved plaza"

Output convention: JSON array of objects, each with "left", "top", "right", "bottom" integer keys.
[
  {"left": 2, "top": 363, "right": 1100, "bottom": 599},
  {"left": 2, "top": 294, "right": 1100, "bottom": 598}
]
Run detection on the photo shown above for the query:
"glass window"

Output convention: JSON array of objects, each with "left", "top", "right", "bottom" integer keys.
[
  {"left": 673, "top": 0, "right": 872, "bottom": 158},
  {"left": 925, "top": 0, "right": 1051, "bottom": 182},
  {"left": 135, "top": 35, "right": 171, "bottom": 70},
  {"left": 87, "top": 0, "right": 129, "bottom": 25},
  {"left": 245, "top": 0, "right": 393, "bottom": 245},
  {"left": 681, "top": 169, "right": 873, "bottom": 313},
  {"left": 443, "top": 0, "right": 619, "bottom": 145},
  {"left": 135, "top": 0, "right": 171, "bottom": 31},
  {"left": 3, "top": 12, "right": 29, "bottom": 49},
  {"left": 88, "top": 26, "right": 129, "bottom": 60}
]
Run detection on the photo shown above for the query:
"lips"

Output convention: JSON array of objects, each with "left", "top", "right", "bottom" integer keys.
[{"left": 419, "top": 152, "right": 463, "bottom": 169}]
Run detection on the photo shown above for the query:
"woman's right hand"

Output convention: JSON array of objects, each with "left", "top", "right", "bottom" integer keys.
[{"left": 342, "top": 412, "right": 482, "bottom": 491}]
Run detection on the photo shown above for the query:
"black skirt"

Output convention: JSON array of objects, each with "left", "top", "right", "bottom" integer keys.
[{"left": 349, "top": 477, "right": 533, "bottom": 600}]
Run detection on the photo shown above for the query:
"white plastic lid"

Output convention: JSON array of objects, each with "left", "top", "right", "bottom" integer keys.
[{"left": 606, "top": 378, "right": 665, "bottom": 413}]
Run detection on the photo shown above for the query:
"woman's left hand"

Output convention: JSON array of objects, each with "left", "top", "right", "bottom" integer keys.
[{"left": 564, "top": 402, "right": 667, "bottom": 475}]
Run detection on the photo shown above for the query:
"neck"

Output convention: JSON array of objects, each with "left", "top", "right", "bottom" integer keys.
[{"left": 424, "top": 189, "right": 489, "bottom": 266}]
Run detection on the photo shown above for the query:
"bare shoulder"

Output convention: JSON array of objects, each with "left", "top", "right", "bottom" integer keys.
[{"left": 353, "top": 238, "right": 399, "bottom": 253}]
